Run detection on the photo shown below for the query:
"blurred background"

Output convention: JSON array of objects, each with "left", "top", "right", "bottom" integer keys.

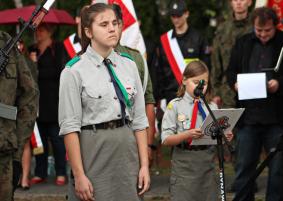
[{"left": 0, "top": 0, "right": 255, "bottom": 47}]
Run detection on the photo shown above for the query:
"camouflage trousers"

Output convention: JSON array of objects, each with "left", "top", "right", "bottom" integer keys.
[{"left": 0, "top": 154, "right": 13, "bottom": 201}]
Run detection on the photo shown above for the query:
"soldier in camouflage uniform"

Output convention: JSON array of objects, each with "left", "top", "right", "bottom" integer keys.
[
  {"left": 113, "top": 4, "right": 156, "bottom": 165},
  {"left": 211, "top": 0, "right": 253, "bottom": 108},
  {"left": 0, "top": 31, "right": 38, "bottom": 201}
]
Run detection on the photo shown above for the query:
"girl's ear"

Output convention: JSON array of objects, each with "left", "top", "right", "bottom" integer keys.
[{"left": 84, "top": 27, "right": 93, "bottom": 39}]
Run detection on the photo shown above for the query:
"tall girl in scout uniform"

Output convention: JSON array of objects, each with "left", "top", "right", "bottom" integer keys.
[
  {"left": 58, "top": 3, "right": 150, "bottom": 201},
  {"left": 162, "top": 60, "right": 232, "bottom": 201}
]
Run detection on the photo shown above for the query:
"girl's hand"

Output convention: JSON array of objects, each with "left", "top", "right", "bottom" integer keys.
[
  {"left": 75, "top": 174, "right": 94, "bottom": 201},
  {"left": 186, "top": 128, "right": 203, "bottom": 139},
  {"left": 225, "top": 132, "right": 234, "bottom": 142},
  {"left": 137, "top": 166, "right": 150, "bottom": 195}
]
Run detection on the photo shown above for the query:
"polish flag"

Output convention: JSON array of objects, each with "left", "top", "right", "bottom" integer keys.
[
  {"left": 91, "top": 0, "right": 147, "bottom": 59},
  {"left": 30, "top": 122, "right": 44, "bottom": 155}
]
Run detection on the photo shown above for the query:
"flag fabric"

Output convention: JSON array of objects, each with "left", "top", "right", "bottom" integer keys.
[
  {"left": 92, "top": 0, "right": 146, "bottom": 58},
  {"left": 30, "top": 122, "right": 44, "bottom": 155},
  {"left": 255, "top": 0, "right": 283, "bottom": 30},
  {"left": 92, "top": 0, "right": 149, "bottom": 93},
  {"left": 160, "top": 29, "right": 187, "bottom": 84},
  {"left": 64, "top": 33, "right": 82, "bottom": 58}
]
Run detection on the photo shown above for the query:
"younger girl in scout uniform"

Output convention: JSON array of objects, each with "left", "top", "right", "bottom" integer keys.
[
  {"left": 58, "top": 4, "right": 150, "bottom": 201},
  {"left": 162, "top": 60, "right": 232, "bottom": 201}
]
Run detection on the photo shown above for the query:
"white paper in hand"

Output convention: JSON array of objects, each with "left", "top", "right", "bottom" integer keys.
[{"left": 237, "top": 73, "right": 267, "bottom": 100}]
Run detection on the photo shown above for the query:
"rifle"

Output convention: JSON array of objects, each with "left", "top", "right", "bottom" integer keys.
[{"left": 0, "top": 0, "right": 55, "bottom": 75}]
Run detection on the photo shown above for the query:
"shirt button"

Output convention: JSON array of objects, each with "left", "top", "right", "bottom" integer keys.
[
  {"left": 117, "top": 114, "right": 121, "bottom": 117},
  {"left": 114, "top": 96, "right": 118, "bottom": 100},
  {"left": 98, "top": 95, "right": 102, "bottom": 99}
]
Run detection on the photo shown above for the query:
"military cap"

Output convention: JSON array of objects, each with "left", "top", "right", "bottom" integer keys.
[{"left": 168, "top": 0, "right": 187, "bottom": 17}]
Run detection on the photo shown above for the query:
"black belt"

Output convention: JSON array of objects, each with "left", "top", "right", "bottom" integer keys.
[
  {"left": 81, "top": 119, "right": 128, "bottom": 130},
  {"left": 176, "top": 141, "right": 210, "bottom": 151}
]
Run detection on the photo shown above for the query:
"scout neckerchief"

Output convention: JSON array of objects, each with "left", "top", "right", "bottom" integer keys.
[
  {"left": 63, "top": 33, "right": 82, "bottom": 58},
  {"left": 160, "top": 29, "right": 199, "bottom": 84},
  {"left": 187, "top": 99, "right": 207, "bottom": 145},
  {"left": 103, "top": 58, "right": 131, "bottom": 121}
]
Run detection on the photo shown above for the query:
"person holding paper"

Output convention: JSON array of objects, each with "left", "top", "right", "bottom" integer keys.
[
  {"left": 161, "top": 60, "right": 233, "bottom": 201},
  {"left": 227, "top": 7, "right": 283, "bottom": 201},
  {"left": 211, "top": 0, "right": 252, "bottom": 108}
]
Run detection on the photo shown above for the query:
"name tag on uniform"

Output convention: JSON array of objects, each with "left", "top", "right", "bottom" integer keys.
[{"left": 0, "top": 102, "right": 17, "bottom": 120}]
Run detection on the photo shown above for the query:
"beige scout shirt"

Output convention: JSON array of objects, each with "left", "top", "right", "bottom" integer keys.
[
  {"left": 59, "top": 46, "right": 148, "bottom": 136},
  {"left": 161, "top": 92, "right": 217, "bottom": 143}
]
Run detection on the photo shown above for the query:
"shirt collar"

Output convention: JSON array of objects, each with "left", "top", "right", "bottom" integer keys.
[
  {"left": 183, "top": 92, "right": 195, "bottom": 103},
  {"left": 86, "top": 45, "right": 116, "bottom": 67},
  {"left": 183, "top": 92, "right": 204, "bottom": 105}
]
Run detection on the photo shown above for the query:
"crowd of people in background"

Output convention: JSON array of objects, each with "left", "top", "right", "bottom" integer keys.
[{"left": 1, "top": 0, "right": 283, "bottom": 201}]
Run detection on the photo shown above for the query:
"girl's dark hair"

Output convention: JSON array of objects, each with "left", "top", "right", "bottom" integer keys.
[
  {"left": 112, "top": 4, "right": 123, "bottom": 21},
  {"left": 252, "top": 7, "right": 279, "bottom": 26},
  {"left": 176, "top": 60, "right": 211, "bottom": 100},
  {"left": 80, "top": 3, "right": 114, "bottom": 53}
]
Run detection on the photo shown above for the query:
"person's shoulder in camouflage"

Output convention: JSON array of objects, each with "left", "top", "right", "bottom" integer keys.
[
  {"left": 115, "top": 43, "right": 155, "bottom": 104},
  {"left": 0, "top": 30, "right": 38, "bottom": 200},
  {"left": 211, "top": 3, "right": 253, "bottom": 108}
]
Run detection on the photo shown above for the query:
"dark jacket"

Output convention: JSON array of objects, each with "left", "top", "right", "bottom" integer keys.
[
  {"left": 37, "top": 41, "right": 70, "bottom": 123},
  {"left": 156, "top": 26, "right": 210, "bottom": 102},
  {"left": 227, "top": 30, "right": 283, "bottom": 125}
]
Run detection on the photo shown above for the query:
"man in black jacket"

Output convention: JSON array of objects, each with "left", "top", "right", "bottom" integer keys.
[{"left": 227, "top": 7, "right": 283, "bottom": 201}]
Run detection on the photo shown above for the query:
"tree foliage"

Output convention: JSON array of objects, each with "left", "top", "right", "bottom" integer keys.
[{"left": 0, "top": 0, "right": 229, "bottom": 47}]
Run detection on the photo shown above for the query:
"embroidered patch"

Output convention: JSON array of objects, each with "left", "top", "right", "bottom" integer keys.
[
  {"left": 66, "top": 56, "right": 80, "bottom": 68},
  {"left": 167, "top": 102, "right": 173, "bottom": 110}
]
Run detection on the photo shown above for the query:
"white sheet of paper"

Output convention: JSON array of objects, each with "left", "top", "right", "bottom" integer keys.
[{"left": 237, "top": 73, "right": 267, "bottom": 100}]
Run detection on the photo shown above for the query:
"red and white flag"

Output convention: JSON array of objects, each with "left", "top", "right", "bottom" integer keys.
[
  {"left": 256, "top": 0, "right": 283, "bottom": 30},
  {"left": 91, "top": 0, "right": 146, "bottom": 59},
  {"left": 92, "top": 0, "right": 148, "bottom": 92},
  {"left": 64, "top": 33, "right": 82, "bottom": 58},
  {"left": 30, "top": 122, "right": 44, "bottom": 155}
]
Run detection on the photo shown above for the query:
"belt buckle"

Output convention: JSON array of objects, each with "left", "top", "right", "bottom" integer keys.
[{"left": 108, "top": 121, "right": 115, "bottom": 129}]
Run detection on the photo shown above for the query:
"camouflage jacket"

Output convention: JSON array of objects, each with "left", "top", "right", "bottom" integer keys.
[
  {"left": 115, "top": 44, "right": 155, "bottom": 104},
  {"left": 0, "top": 31, "right": 38, "bottom": 161},
  {"left": 211, "top": 14, "right": 252, "bottom": 107}
]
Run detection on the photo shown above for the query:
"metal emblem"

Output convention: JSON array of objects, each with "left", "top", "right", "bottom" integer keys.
[
  {"left": 173, "top": 3, "right": 178, "bottom": 9},
  {"left": 178, "top": 114, "right": 186, "bottom": 122},
  {"left": 188, "top": 48, "right": 195, "bottom": 53}
]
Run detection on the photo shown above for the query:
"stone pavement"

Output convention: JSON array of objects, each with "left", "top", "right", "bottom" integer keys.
[{"left": 15, "top": 173, "right": 266, "bottom": 201}]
